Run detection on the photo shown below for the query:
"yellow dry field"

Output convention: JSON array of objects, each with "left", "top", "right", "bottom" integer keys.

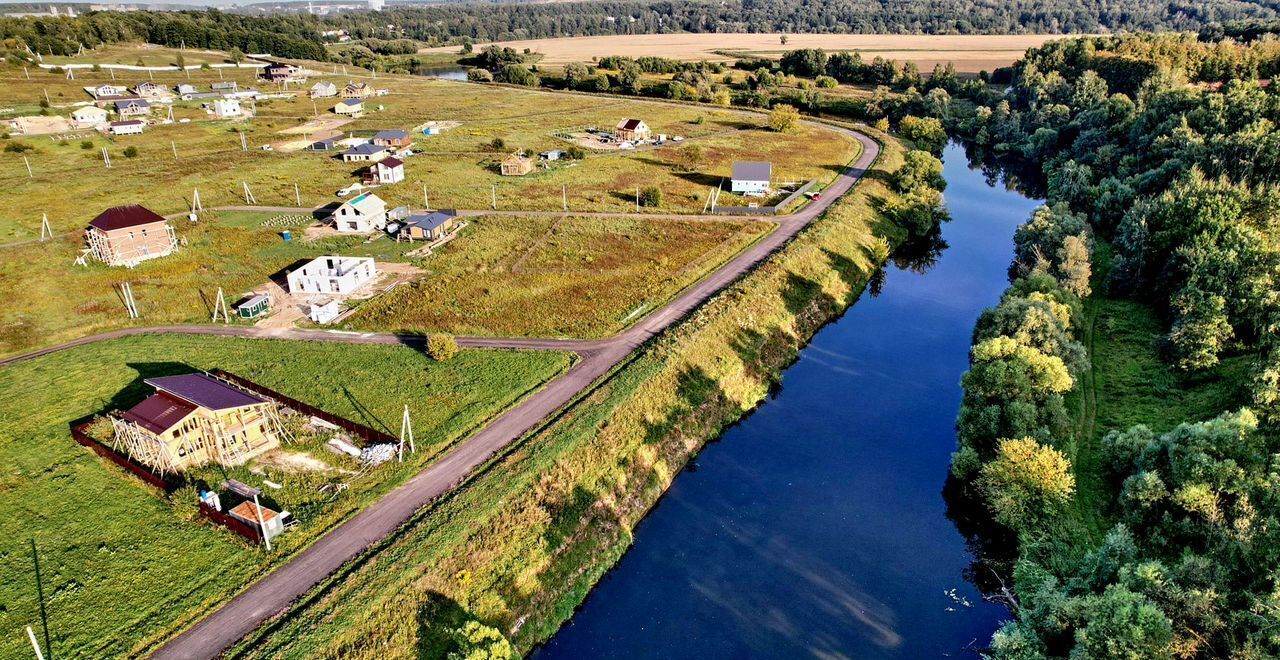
[{"left": 421, "top": 33, "right": 1071, "bottom": 72}]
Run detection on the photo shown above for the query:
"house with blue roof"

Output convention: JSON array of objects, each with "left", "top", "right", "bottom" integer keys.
[{"left": 341, "top": 142, "right": 388, "bottom": 163}]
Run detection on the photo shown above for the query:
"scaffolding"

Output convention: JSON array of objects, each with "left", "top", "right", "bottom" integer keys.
[{"left": 85, "top": 223, "right": 178, "bottom": 267}]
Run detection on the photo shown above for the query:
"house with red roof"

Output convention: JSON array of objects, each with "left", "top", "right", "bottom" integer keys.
[
  {"left": 113, "top": 373, "right": 283, "bottom": 472},
  {"left": 84, "top": 205, "right": 178, "bottom": 267}
]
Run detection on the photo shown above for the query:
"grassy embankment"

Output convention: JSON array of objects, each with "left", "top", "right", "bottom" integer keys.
[
  {"left": 0, "top": 335, "right": 572, "bottom": 658},
  {"left": 224, "top": 127, "right": 896, "bottom": 658},
  {"left": 1062, "top": 242, "right": 1254, "bottom": 545}
]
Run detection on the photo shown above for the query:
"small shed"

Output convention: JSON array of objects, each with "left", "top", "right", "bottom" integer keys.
[
  {"left": 731, "top": 161, "right": 772, "bottom": 197},
  {"left": 500, "top": 153, "right": 534, "bottom": 176},
  {"left": 540, "top": 150, "right": 562, "bottom": 161},
  {"left": 307, "top": 138, "right": 337, "bottom": 151},
  {"left": 236, "top": 293, "right": 271, "bottom": 319},
  {"left": 228, "top": 500, "right": 286, "bottom": 540}
]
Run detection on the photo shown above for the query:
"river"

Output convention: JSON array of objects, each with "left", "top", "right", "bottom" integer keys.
[{"left": 531, "top": 142, "right": 1043, "bottom": 658}]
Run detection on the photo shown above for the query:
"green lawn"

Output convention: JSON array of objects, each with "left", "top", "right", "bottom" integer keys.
[{"left": 0, "top": 334, "right": 572, "bottom": 657}]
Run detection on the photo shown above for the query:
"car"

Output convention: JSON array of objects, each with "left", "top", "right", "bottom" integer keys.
[
  {"left": 261, "top": 144, "right": 273, "bottom": 151},
  {"left": 336, "top": 183, "right": 366, "bottom": 197}
]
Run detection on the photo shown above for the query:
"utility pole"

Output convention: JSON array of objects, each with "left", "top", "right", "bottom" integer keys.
[
  {"left": 101, "top": 147, "right": 111, "bottom": 168},
  {"left": 40, "top": 213, "right": 52, "bottom": 241},
  {"left": 243, "top": 181, "right": 257, "bottom": 205},
  {"left": 399, "top": 404, "right": 415, "bottom": 462},
  {"left": 491, "top": 184, "right": 496, "bottom": 210},
  {"left": 240, "top": 131, "right": 248, "bottom": 152},
  {"left": 26, "top": 627, "right": 45, "bottom": 660},
  {"left": 192, "top": 187, "right": 203, "bottom": 214},
  {"left": 635, "top": 187, "right": 639, "bottom": 212},
  {"left": 294, "top": 183, "right": 301, "bottom": 207},
  {"left": 121, "top": 282, "right": 139, "bottom": 319},
  {"left": 212, "top": 287, "right": 229, "bottom": 323},
  {"left": 23, "top": 156, "right": 32, "bottom": 178},
  {"left": 252, "top": 493, "right": 272, "bottom": 551},
  {"left": 30, "top": 540, "right": 51, "bottom": 660},
  {"left": 562, "top": 185, "right": 567, "bottom": 211},
  {"left": 171, "top": 141, "right": 178, "bottom": 159},
  {"left": 423, "top": 185, "right": 429, "bottom": 209}
]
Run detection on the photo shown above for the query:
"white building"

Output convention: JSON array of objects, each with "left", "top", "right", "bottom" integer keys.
[
  {"left": 309, "top": 299, "right": 342, "bottom": 324},
  {"left": 287, "top": 256, "right": 377, "bottom": 295},
  {"left": 310, "top": 81, "right": 337, "bottom": 98},
  {"left": 368, "top": 0, "right": 384, "bottom": 9},
  {"left": 212, "top": 98, "right": 242, "bottom": 118},
  {"left": 367, "top": 157, "right": 404, "bottom": 184},
  {"left": 334, "top": 99, "right": 363, "bottom": 117},
  {"left": 731, "top": 161, "right": 772, "bottom": 197},
  {"left": 72, "top": 106, "right": 108, "bottom": 127},
  {"left": 108, "top": 120, "right": 145, "bottom": 135},
  {"left": 92, "top": 83, "right": 127, "bottom": 98},
  {"left": 331, "top": 192, "right": 387, "bottom": 233}
]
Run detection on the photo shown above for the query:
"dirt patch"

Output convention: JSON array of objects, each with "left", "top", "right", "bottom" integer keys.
[
  {"left": 13, "top": 115, "right": 74, "bottom": 135},
  {"left": 256, "top": 449, "right": 336, "bottom": 473},
  {"left": 278, "top": 116, "right": 353, "bottom": 136}
]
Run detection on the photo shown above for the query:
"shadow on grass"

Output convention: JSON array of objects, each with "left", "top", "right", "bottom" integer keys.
[
  {"left": 73, "top": 361, "right": 199, "bottom": 427},
  {"left": 642, "top": 366, "right": 723, "bottom": 446}
]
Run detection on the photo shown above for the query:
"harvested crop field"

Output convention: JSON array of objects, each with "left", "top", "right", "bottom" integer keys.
[{"left": 420, "top": 33, "right": 1072, "bottom": 72}]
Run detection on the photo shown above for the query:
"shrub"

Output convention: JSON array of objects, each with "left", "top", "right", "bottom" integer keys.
[
  {"left": 123, "top": 146, "right": 139, "bottom": 158},
  {"left": 638, "top": 186, "right": 662, "bottom": 208},
  {"left": 564, "top": 145, "right": 585, "bottom": 160},
  {"left": 80, "top": 140, "right": 93, "bottom": 149},
  {"left": 427, "top": 333, "right": 459, "bottom": 361},
  {"left": 466, "top": 68, "right": 493, "bottom": 83},
  {"left": 3, "top": 142, "right": 34, "bottom": 153},
  {"left": 977, "top": 437, "right": 1075, "bottom": 530},
  {"left": 768, "top": 103, "right": 800, "bottom": 132},
  {"left": 816, "top": 75, "right": 838, "bottom": 89}
]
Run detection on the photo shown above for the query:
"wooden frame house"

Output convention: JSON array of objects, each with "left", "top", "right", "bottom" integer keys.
[
  {"left": 112, "top": 373, "right": 285, "bottom": 473},
  {"left": 500, "top": 153, "right": 534, "bottom": 176}
]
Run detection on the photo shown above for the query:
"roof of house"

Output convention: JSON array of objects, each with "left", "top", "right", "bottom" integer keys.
[
  {"left": 144, "top": 373, "right": 267, "bottom": 411},
  {"left": 238, "top": 293, "right": 269, "bottom": 309},
  {"left": 308, "top": 138, "right": 336, "bottom": 149},
  {"left": 122, "top": 391, "right": 198, "bottom": 434},
  {"left": 345, "top": 82, "right": 369, "bottom": 90},
  {"left": 404, "top": 209, "right": 457, "bottom": 232},
  {"left": 73, "top": 106, "right": 106, "bottom": 115},
  {"left": 211, "top": 81, "right": 238, "bottom": 89},
  {"left": 617, "top": 118, "right": 646, "bottom": 130},
  {"left": 373, "top": 129, "right": 407, "bottom": 140},
  {"left": 503, "top": 152, "right": 531, "bottom": 163},
  {"left": 376, "top": 156, "right": 403, "bottom": 169},
  {"left": 312, "top": 81, "right": 335, "bottom": 88},
  {"left": 344, "top": 192, "right": 385, "bottom": 213},
  {"left": 336, "top": 98, "right": 362, "bottom": 108},
  {"left": 88, "top": 205, "right": 168, "bottom": 231},
  {"left": 116, "top": 98, "right": 149, "bottom": 108},
  {"left": 136, "top": 81, "right": 162, "bottom": 89},
  {"left": 229, "top": 500, "right": 279, "bottom": 524},
  {"left": 732, "top": 161, "right": 772, "bottom": 182},
  {"left": 343, "top": 142, "right": 386, "bottom": 156},
  {"left": 111, "top": 120, "right": 145, "bottom": 127}
]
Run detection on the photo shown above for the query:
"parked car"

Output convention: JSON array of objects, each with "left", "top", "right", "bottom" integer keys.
[{"left": 336, "top": 183, "right": 366, "bottom": 197}]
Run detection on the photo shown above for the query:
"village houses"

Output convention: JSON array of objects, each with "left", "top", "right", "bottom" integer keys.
[
  {"left": 334, "top": 99, "right": 363, "bottom": 118},
  {"left": 109, "top": 120, "right": 145, "bottom": 136},
  {"left": 212, "top": 98, "right": 243, "bottom": 118},
  {"left": 115, "top": 99, "right": 150, "bottom": 117},
  {"left": 341, "top": 81, "right": 375, "bottom": 99},
  {"left": 342, "top": 142, "right": 388, "bottom": 163},
  {"left": 371, "top": 129, "right": 410, "bottom": 149},
  {"left": 500, "top": 152, "right": 534, "bottom": 176},
  {"left": 399, "top": 209, "right": 457, "bottom": 242},
  {"left": 331, "top": 192, "right": 388, "bottom": 233},
  {"left": 287, "top": 255, "right": 378, "bottom": 294},
  {"left": 366, "top": 157, "right": 405, "bottom": 185},
  {"left": 85, "top": 204, "right": 177, "bottom": 267},
  {"left": 71, "top": 105, "right": 108, "bottom": 127},
  {"left": 615, "top": 118, "right": 650, "bottom": 141},
  {"left": 310, "top": 81, "right": 338, "bottom": 98}
]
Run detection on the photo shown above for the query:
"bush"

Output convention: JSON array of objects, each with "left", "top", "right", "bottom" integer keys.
[
  {"left": 3, "top": 142, "right": 34, "bottom": 153},
  {"left": 564, "top": 145, "right": 585, "bottom": 160},
  {"left": 80, "top": 140, "right": 93, "bottom": 150},
  {"left": 123, "top": 146, "right": 139, "bottom": 158},
  {"left": 768, "top": 103, "right": 800, "bottom": 132},
  {"left": 638, "top": 186, "right": 662, "bottom": 208},
  {"left": 427, "top": 333, "right": 459, "bottom": 361},
  {"left": 816, "top": 75, "right": 838, "bottom": 89},
  {"left": 466, "top": 68, "right": 493, "bottom": 83}
]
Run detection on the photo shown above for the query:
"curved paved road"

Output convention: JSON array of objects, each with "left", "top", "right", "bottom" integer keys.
[{"left": 20, "top": 124, "right": 879, "bottom": 659}]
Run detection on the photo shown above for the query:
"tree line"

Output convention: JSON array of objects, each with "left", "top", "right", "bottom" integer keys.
[{"left": 947, "top": 31, "right": 1280, "bottom": 658}]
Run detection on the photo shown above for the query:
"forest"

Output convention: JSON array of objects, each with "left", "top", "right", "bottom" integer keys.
[{"left": 942, "top": 33, "right": 1280, "bottom": 658}]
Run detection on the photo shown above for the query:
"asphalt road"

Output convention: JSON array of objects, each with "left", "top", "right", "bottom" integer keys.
[{"left": 7, "top": 124, "right": 878, "bottom": 659}]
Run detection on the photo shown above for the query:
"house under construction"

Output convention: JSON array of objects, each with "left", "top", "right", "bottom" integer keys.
[
  {"left": 112, "top": 373, "right": 286, "bottom": 472},
  {"left": 85, "top": 205, "right": 178, "bottom": 267}
]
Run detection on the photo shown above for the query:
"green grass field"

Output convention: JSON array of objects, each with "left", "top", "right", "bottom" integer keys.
[
  {"left": 350, "top": 214, "right": 773, "bottom": 338},
  {"left": 42, "top": 43, "right": 236, "bottom": 68},
  {"left": 226, "top": 127, "right": 903, "bottom": 659},
  {"left": 0, "top": 334, "right": 572, "bottom": 658}
]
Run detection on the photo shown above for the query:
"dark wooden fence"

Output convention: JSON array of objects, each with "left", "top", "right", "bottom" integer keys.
[
  {"left": 199, "top": 501, "right": 262, "bottom": 543},
  {"left": 209, "top": 369, "right": 397, "bottom": 446},
  {"left": 70, "top": 421, "right": 180, "bottom": 493}
]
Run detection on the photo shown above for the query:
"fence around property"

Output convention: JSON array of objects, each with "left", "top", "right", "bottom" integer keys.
[
  {"left": 70, "top": 420, "right": 180, "bottom": 493},
  {"left": 209, "top": 369, "right": 397, "bottom": 446},
  {"left": 714, "top": 180, "right": 816, "bottom": 216}
]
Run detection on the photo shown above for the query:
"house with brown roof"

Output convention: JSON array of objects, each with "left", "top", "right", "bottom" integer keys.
[
  {"left": 615, "top": 118, "right": 650, "bottom": 141},
  {"left": 500, "top": 152, "right": 534, "bottom": 176},
  {"left": 341, "top": 81, "right": 375, "bottom": 99},
  {"left": 371, "top": 129, "right": 410, "bottom": 148},
  {"left": 85, "top": 205, "right": 177, "bottom": 267},
  {"left": 112, "top": 373, "right": 283, "bottom": 472},
  {"left": 365, "top": 157, "right": 404, "bottom": 185}
]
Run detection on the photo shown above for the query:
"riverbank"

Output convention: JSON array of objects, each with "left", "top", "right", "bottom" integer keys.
[{"left": 227, "top": 127, "right": 906, "bottom": 657}]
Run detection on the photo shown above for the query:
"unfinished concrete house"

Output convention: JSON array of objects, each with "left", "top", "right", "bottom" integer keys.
[{"left": 286, "top": 255, "right": 377, "bottom": 295}]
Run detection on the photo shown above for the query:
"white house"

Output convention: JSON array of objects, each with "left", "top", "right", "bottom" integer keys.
[
  {"left": 731, "top": 161, "right": 772, "bottom": 197},
  {"left": 176, "top": 83, "right": 198, "bottom": 96},
  {"left": 309, "top": 299, "right": 343, "bottom": 324},
  {"left": 287, "top": 256, "right": 377, "bottom": 295},
  {"left": 367, "top": 157, "right": 404, "bottom": 184},
  {"left": 310, "top": 81, "right": 337, "bottom": 98},
  {"left": 331, "top": 192, "right": 387, "bottom": 233},
  {"left": 341, "top": 142, "right": 387, "bottom": 163},
  {"left": 72, "top": 106, "right": 108, "bottom": 127},
  {"left": 615, "top": 118, "right": 650, "bottom": 141},
  {"left": 212, "top": 98, "right": 242, "bottom": 118},
  {"left": 334, "top": 99, "right": 363, "bottom": 117},
  {"left": 92, "top": 83, "right": 127, "bottom": 98},
  {"left": 134, "top": 81, "right": 166, "bottom": 98},
  {"left": 108, "top": 120, "right": 145, "bottom": 135}
]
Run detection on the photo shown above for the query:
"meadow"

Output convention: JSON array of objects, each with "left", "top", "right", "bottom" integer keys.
[
  {"left": 350, "top": 214, "right": 773, "bottom": 338},
  {"left": 228, "top": 126, "right": 904, "bottom": 659},
  {"left": 41, "top": 43, "right": 237, "bottom": 68},
  {"left": 0, "top": 333, "right": 572, "bottom": 658},
  {"left": 420, "top": 34, "right": 1069, "bottom": 73}
]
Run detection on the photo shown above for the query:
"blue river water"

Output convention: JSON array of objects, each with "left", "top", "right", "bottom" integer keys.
[{"left": 531, "top": 142, "right": 1043, "bottom": 658}]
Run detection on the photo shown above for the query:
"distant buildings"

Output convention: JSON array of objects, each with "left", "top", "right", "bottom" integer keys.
[
  {"left": 176, "top": 83, "right": 198, "bottom": 96},
  {"left": 85, "top": 205, "right": 177, "bottom": 267},
  {"left": 371, "top": 129, "right": 410, "bottom": 148},
  {"left": 115, "top": 99, "right": 150, "bottom": 117},
  {"left": 731, "top": 161, "right": 772, "bottom": 197},
  {"left": 91, "top": 83, "right": 127, "bottom": 99},
  {"left": 287, "top": 255, "right": 378, "bottom": 294}
]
